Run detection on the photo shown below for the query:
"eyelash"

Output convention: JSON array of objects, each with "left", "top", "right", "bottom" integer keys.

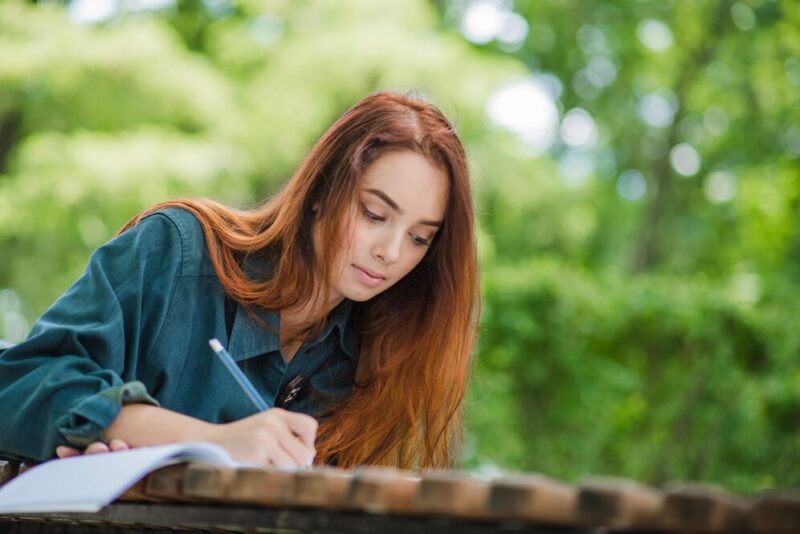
[
  {"left": 360, "top": 204, "right": 431, "bottom": 247},
  {"left": 362, "top": 205, "right": 384, "bottom": 223}
]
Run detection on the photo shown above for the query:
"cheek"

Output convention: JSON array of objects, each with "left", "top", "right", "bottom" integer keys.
[
  {"left": 397, "top": 246, "right": 428, "bottom": 278},
  {"left": 348, "top": 219, "right": 373, "bottom": 253},
  {"left": 335, "top": 220, "right": 363, "bottom": 266}
]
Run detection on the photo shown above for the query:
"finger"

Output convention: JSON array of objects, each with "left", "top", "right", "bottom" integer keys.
[
  {"left": 108, "top": 439, "right": 129, "bottom": 452},
  {"left": 85, "top": 442, "right": 111, "bottom": 454},
  {"left": 266, "top": 440, "right": 301, "bottom": 470},
  {"left": 56, "top": 446, "right": 80, "bottom": 458},
  {"left": 273, "top": 420, "right": 314, "bottom": 467},
  {"left": 281, "top": 411, "right": 319, "bottom": 451}
]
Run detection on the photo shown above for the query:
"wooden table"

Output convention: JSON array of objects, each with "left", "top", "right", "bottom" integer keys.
[{"left": 1, "top": 460, "right": 797, "bottom": 532}]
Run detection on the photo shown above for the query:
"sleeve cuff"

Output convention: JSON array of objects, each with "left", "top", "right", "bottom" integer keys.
[{"left": 57, "top": 381, "right": 160, "bottom": 449}]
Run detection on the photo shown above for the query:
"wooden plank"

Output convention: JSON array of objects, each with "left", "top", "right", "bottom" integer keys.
[
  {"left": 118, "top": 477, "right": 166, "bottom": 503},
  {"left": 293, "top": 467, "right": 353, "bottom": 508},
  {"left": 659, "top": 483, "right": 752, "bottom": 532},
  {"left": 0, "top": 501, "right": 602, "bottom": 533},
  {"left": 576, "top": 477, "right": 663, "bottom": 529},
  {"left": 0, "top": 461, "right": 19, "bottom": 487},
  {"left": 142, "top": 462, "right": 194, "bottom": 501},
  {"left": 489, "top": 473, "right": 577, "bottom": 525},
  {"left": 413, "top": 471, "right": 491, "bottom": 519},
  {"left": 751, "top": 491, "right": 800, "bottom": 533},
  {"left": 225, "top": 467, "right": 296, "bottom": 506},
  {"left": 182, "top": 463, "right": 237, "bottom": 500},
  {"left": 344, "top": 467, "right": 421, "bottom": 513}
]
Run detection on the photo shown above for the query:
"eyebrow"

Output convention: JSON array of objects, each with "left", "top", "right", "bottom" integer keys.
[{"left": 364, "top": 188, "right": 443, "bottom": 228}]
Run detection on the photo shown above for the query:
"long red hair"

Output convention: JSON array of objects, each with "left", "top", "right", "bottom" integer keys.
[{"left": 122, "top": 91, "right": 479, "bottom": 469}]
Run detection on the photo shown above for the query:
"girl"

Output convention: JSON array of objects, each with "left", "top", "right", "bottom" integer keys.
[{"left": 0, "top": 91, "right": 479, "bottom": 470}]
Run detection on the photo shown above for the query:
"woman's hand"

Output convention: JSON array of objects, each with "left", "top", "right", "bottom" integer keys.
[
  {"left": 60, "top": 405, "right": 318, "bottom": 469},
  {"left": 55, "top": 438, "right": 130, "bottom": 458},
  {"left": 204, "top": 407, "right": 318, "bottom": 469}
]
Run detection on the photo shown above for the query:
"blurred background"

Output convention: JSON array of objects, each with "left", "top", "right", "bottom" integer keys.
[{"left": 0, "top": 0, "right": 798, "bottom": 492}]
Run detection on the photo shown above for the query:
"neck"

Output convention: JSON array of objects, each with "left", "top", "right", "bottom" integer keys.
[{"left": 279, "top": 290, "right": 344, "bottom": 340}]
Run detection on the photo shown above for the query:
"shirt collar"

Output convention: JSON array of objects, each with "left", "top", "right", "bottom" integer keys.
[
  {"left": 324, "top": 299, "right": 357, "bottom": 358},
  {"left": 227, "top": 298, "right": 357, "bottom": 362}
]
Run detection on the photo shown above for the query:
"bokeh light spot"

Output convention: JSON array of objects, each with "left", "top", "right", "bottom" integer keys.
[
  {"left": 617, "top": 169, "right": 647, "bottom": 202},
  {"left": 783, "top": 125, "right": 800, "bottom": 155},
  {"left": 731, "top": 3, "right": 756, "bottom": 31},
  {"left": 785, "top": 58, "right": 800, "bottom": 86},
  {"left": 704, "top": 170, "right": 737, "bottom": 203},
  {"left": 487, "top": 77, "right": 560, "bottom": 155},
  {"left": 498, "top": 12, "right": 529, "bottom": 48},
  {"left": 637, "top": 20, "right": 673, "bottom": 52},
  {"left": 670, "top": 143, "right": 702, "bottom": 176},
  {"left": 560, "top": 108, "right": 597, "bottom": 150},
  {"left": 576, "top": 25, "right": 607, "bottom": 55},
  {"left": 638, "top": 89, "right": 679, "bottom": 128},
  {"left": 461, "top": 0, "right": 505, "bottom": 44},
  {"left": 587, "top": 56, "right": 618, "bottom": 88},
  {"left": 68, "top": 0, "right": 117, "bottom": 24}
]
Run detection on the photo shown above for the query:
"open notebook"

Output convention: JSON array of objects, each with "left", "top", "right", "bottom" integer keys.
[{"left": 0, "top": 442, "right": 247, "bottom": 514}]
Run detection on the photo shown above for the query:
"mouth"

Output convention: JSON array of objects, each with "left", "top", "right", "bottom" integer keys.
[{"left": 353, "top": 264, "right": 386, "bottom": 284}]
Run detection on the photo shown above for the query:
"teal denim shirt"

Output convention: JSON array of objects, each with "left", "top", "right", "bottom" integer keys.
[{"left": 0, "top": 208, "right": 358, "bottom": 462}]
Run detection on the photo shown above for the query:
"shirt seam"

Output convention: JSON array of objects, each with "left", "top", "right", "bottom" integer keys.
[{"left": 141, "top": 212, "right": 185, "bottom": 368}]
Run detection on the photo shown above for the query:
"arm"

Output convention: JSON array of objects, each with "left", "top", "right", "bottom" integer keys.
[
  {"left": 0, "top": 211, "right": 315, "bottom": 467},
  {"left": 104, "top": 404, "right": 318, "bottom": 467},
  {"left": 0, "top": 214, "right": 177, "bottom": 462}
]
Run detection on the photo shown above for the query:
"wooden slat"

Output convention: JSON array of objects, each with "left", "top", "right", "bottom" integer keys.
[
  {"left": 660, "top": 484, "right": 752, "bottom": 532},
  {"left": 142, "top": 463, "right": 195, "bottom": 501},
  {"left": 293, "top": 467, "right": 353, "bottom": 508},
  {"left": 576, "top": 477, "right": 663, "bottom": 529},
  {"left": 118, "top": 478, "right": 166, "bottom": 503},
  {"left": 344, "top": 467, "right": 420, "bottom": 513},
  {"left": 182, "top": 463, "right": 237, "bottom": 500},
  {"left": 751, "top": 491, "right": 800, "bottom": 533},
  {"left": 0, "top": 461, "right": 19, "bottom": 487},
  {"left": 488, "top": 473, "right": 577, "bottom": 524},
  {"left": 413, "top": 471, "right": 491, "bottom": 519},
  {"left": 225, "top": 467, "right": 296, "bottom": 506}
]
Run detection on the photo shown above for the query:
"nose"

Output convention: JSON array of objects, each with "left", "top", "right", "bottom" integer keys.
[{"left": 373, "top": 230, "right": 403, "bottom": 265}]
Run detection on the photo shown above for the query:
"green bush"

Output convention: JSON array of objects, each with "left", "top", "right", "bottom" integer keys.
[{"left": 465, "top": 259, "right": 800, "bottom": 492}]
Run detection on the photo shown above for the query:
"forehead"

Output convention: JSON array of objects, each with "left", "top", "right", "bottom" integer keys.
[{"left": 359, "top": 150, "right": 449, "bottom": 219}]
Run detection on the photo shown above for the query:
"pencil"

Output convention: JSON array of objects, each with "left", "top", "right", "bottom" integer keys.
[{"left": 208, "top": 338, "right": 270, "bottom": 411}]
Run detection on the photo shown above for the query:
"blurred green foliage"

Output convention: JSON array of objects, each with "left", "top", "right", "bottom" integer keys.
[{"left": 0, "top": 0, "right": 798, "bottom": 492}]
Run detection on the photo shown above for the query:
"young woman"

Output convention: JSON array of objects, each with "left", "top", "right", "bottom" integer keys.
[{"left": 0, "top": 91, "right": 479, "bottom": 470}]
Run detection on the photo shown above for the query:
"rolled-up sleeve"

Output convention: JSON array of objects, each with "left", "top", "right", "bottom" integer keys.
[{"left": 0, "top": 212, "right": 183, "bottom": 461}]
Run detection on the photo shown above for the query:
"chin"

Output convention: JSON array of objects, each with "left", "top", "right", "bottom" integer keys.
[
  {"left": 337, "top": 282, "right": 385, "bottom": 303},
  {"left": 344, "top": 289, "right": 380, "bottom": 302}
]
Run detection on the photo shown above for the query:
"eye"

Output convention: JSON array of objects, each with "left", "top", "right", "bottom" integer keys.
[
  {"left": 411, "top": 234, "right": 432, "bottom": 247},
  {"left": 361, "top": 203, "right": 384, "bottom": 222}
]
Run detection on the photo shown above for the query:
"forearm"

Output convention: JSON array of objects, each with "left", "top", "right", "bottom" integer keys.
[
  {"left": 102, "top": 404, "right": 214, "bottom": 447},
  {"left": 99, "top": 404, "right": 317, "bottom": 468}
]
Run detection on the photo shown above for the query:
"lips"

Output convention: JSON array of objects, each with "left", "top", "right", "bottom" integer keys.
[
  {"left": 353, "top": 265, "right": 386, "bottom": 279},
  {"left": 353, "top": 264, "right": 386, "bottom": 285}
]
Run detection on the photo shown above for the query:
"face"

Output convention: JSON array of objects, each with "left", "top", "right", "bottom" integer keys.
[{"left": 327, "top": 149, "right": 449, "bottom": 303}]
